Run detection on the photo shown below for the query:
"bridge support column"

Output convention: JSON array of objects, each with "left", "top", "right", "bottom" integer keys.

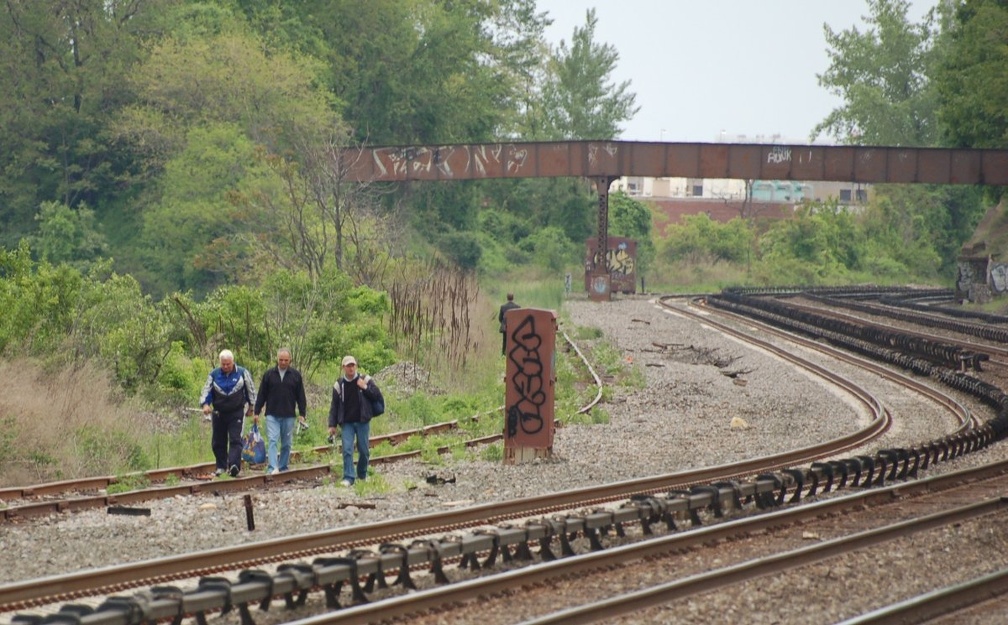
[{"left": 588, "top": 176, "right": 617, "bottom": 301}]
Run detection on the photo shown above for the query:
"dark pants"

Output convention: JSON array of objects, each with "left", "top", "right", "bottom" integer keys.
[
  {"left": 501, "top": 331, "right": 507, "bottom": 355},
  {"left": 212, "top": 409, "right": 245, "bottom": 470}
]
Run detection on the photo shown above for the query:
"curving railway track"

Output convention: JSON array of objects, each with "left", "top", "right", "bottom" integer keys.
[{"left": 4, "top": 287, "right": 1008, "bottom": 624}]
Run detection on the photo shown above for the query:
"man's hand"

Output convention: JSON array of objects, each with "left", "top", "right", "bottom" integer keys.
[
  {"left": 356, "top": 377, "right": 367, "bottom": 389},
  {"left": 253, "top": 414, "right": 260, "bottom": 423},
  {"left": 202, "top": 404, "right": 211, "bottom": 415}
]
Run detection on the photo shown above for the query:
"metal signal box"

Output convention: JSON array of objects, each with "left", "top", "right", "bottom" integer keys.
[{"left": 502, "top": 307, "right": 557, "bottom": 463}]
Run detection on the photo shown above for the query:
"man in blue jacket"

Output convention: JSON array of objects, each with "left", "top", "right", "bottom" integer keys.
[
  {"left": 253, "top": 348, "right": 308, "bottom": 475},
  {"left": 201, "top": 349, "right": 257, "bottom": 477},
  {"left": 328, "top": 355, "right": 383, "bottom": 486}
]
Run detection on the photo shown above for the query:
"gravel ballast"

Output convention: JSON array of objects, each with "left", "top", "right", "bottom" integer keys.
[{"left": 2, "top": 295, "right": 1004, "bottom": 623}]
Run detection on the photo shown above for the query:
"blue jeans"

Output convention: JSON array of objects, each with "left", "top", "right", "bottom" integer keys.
[
  {"left": 266, "top": 415, "right": 295, "bottom": 472},
  {"left": 341, "top": 421, "right": 370, "bottom": 483}
]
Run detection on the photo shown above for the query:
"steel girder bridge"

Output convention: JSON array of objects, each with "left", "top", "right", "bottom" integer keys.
[{"left": 340, "top": 141, "right": 1008, "bottom": 299}]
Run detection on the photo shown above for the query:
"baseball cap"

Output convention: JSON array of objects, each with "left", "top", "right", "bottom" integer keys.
[{"left": 341, "top": 355, "right": 357, "bottom": 366}]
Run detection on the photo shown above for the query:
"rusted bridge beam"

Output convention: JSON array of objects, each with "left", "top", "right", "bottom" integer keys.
[{"left": 341, "top": 141, "right": 1008, "bottom": 185}]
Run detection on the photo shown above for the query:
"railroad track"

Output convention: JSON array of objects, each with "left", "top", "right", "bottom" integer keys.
[
  {"left": 0, "top": 331, "right": 606, "bottom": 524},
  {"left": 283, "top": 459, "right": 1008, "bottom": 625},
  {"left": 0, "top": 425, "right": 490, "bottom": 522},
  {"left": 5, "top": 288, "right": 999, "bottom": 624}
]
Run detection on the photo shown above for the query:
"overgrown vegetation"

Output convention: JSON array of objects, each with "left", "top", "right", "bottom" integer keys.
[{"left": 1, "top": 1, "right": 1007, "bottom": 486}]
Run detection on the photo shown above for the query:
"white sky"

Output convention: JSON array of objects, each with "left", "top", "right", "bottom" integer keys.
[{"left": 535, "top": 1, "right": 935, "bottom": 143}]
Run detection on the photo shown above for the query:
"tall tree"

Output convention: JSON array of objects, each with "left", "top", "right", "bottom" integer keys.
[
  {"left": 934, "top": 0, "right": 1008, "bottom": 150},
  {"left": 485, "top": 0, "right": 554, "bottom": 139},
  {"left": 304, "top": 0, "right": 514, "bottom": 145},
  {"left": 0, "top": 0, "right": 158, "bottom": 246},
  {"left": 814, "top": 0, "right": 939, "bottom": 146},
  {"left": 137, "top": 123, "right": 269, "bottom": 296},
  {"left": 541, "top": 8, "right": 639, "bottom": 140},
  {"left": 30, "top": 201, "right": 108, "bottom": 271}
]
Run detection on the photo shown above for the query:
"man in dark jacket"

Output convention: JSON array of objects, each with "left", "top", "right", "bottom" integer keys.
[
  {"left": 498, "top": 292, "right": 520, "bottom": 355},
  {"left": 200, "top": 349, "right": 257, "bottom": 477},
  {"left": 328, "top": 355, "right": 384, "bottom": 486},
  {"left": 253, "top": 348, "right": 308, "bottom": 475}
]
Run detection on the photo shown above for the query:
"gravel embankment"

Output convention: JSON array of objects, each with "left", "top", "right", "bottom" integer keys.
[{"left": 2, "top": 295, "right": 1004, "bottom": 623}]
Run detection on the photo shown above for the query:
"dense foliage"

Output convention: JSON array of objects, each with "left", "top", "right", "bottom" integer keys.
[{"left": 0, "top": 0, "right": 1006, "bottom": 401}]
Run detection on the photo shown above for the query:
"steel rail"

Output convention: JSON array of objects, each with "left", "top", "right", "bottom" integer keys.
[
  {"left": 0, "top": 329, "right": 601, "bottom": 510},
  {"left": 22, "top": 457, "right": 1008, "bottom": 625},
  {"left": 274, "top": 466, "right": 1008, "bottom": 625},
  {"left": 0, "top": 321, "right": 890, "bottom": 610},
  {"left": 562, "top": 329, "right": 604, "bottom": 414},
  {"left": 664, "top": 296, "right": 976, "bottom": 434},
  {"left": 517, "top": 498, "right": 1008, "bottom": 625},
  {"left": 0, "top": 423, "right": 464, "bottom": 503},
  {"left": 836, "top": 567, "right": 1008, "bottom": 624},
  {"left": 782, "top": 297, "right": 1008, "bottom": 365}
]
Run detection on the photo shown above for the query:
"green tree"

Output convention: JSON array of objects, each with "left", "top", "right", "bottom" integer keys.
[
  {"left": 858, "top": 190, "right": 940, "bottom": 278},
  {"left": 138, "top": 123, "right": 273, "bottom": 296},
  {"left": 0, "top": 0, "right": 156, "bottom": 246},
  {"left": 541, "top": 8, "right": 639, "bottom": 140},
  {"left": 30, "top": 201, "right": 109, "bottom": 271},
  {"left": 440, "top": 232, "right": 483, "bottom": 270},
  {"left": 305, "top": 0, "right": 511, "bottom": 144},
  {"left": 660, "top": 214, "right": 754, "bottom": 265},
  {"left": 608, "top": 192, "right": 655, "bottom": 275},
  {"left": 934, "top": 0, "right": 1008, "bottom": 150},
  {"left": 520, "top": 226, "right": 579, "bottom": 272},
  {"left": 757, "top": 203, "right": 866, "bottom": 283},
  {"left": 814, "top": 0, "right": 940, "bottom": 146},
  {"left": 867, "top": 185, "right": 985, "bottom": 276},
  {"left": 486, "top": 0, "right": 555, "bottom": 139},
  {"left": 115, "top": 20, "right": 334, "bottom": 174},
  {"left": 0, "top": 242, "right": 84, "bottom": 355},
  {"left": 65, "top": 266, "right": 174, "bottom": 392}
]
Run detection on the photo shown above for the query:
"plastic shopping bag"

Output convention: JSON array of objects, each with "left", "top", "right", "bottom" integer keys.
[{"left": 242, "top": 423, "right": 267, "bottom": 465}]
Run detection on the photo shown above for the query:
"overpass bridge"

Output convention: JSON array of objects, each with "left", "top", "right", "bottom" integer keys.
[{"left": 341, "top": 141, "right": 1008, "bottom": 298}]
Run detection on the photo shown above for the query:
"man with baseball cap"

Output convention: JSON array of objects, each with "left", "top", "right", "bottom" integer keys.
[{"left": 328, "top": 355, "right": 384, "bottom": 486}]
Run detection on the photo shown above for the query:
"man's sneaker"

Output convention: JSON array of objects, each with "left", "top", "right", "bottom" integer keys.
[
  {"left": 214, "top": 468, "right": 225, "bottom": 477},
  {"left": 268, "top": 468, "right": 278, "bottom": 476},
  {"left": 340, "top": 479, "right": 352, "bottom": 487},
  {"left": 229, "top": 465, "right": 239, "bottom": 478}
]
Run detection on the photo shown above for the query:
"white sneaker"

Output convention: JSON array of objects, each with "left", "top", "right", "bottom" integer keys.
[
  {"left": 268, "top": 468, "right": 278, "bottom": 475},
  {"left": 340, "top": 479, "right": 352, "bottom": 487}
]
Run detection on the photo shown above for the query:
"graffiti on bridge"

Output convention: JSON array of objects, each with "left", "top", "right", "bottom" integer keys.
[
  {"left": 371, "top": 144, "right": 531, "bottom": 179},
  {"left": 584, "top": 237, "right": 637, "bottom": 294}
]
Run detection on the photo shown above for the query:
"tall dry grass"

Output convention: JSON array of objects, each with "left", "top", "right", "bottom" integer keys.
[{"left": 0, "top": 359, "right": 151, "bottom": 487}]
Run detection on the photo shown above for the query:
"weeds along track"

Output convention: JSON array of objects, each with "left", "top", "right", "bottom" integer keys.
[
  {"left": 0, "top": 332, "right": 605, "bottom": 522},
  {"left": 3, "top": 287, "right": 997, "bottom": 622}
]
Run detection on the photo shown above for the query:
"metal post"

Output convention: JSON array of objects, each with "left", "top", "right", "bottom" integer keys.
[{"left": 589, "top": 176, "right": 616, "bottom": 301}]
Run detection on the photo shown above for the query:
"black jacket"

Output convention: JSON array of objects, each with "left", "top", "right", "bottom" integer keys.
[
  {"left": 499, "top": 300, "right": 520, "bottom": 332},
  {"left": 328, "top": 375, "right": 382, "bottom": 426},
  {"left": 254, "top": 366, "right": 307, "bottom": 418}
]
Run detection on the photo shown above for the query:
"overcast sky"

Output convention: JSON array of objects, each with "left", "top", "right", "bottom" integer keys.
[{"left": 534, "top": 1, "right": 935, "bottom": 144}]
